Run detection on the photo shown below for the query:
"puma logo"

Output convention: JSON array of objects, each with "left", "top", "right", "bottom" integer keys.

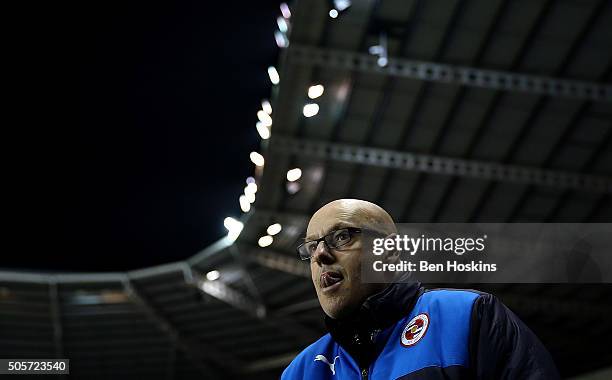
[{"left": 314, "top": 354, "right": 340, "bottom": 375}]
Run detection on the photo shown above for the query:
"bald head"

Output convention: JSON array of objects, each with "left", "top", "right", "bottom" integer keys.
[{"left": 308, "top": 199, "right": 397, "bottom": 238}]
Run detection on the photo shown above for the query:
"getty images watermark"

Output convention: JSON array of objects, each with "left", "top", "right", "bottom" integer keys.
[
  {"left": 361, "top": 223, "right": 612, "bottom": 283},
  {"left": 372, "top": 233, "right": 493, "bottom": 273}
]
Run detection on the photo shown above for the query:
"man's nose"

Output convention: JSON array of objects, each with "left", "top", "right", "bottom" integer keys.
[{"left": 312, "top": 241, "right": 335, "bottom": 265}]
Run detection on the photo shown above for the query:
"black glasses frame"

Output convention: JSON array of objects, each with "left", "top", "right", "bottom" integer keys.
[
  {"left": 296, "top": 227, "right": 386, "bottom": 261},
  {"left": 296, "top": 227, "right": 362, "bottom": 261}
]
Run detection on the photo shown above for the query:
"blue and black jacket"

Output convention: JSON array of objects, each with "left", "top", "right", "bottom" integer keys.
[{"left": 281, "top": 282, "right": 559, "bottom": 379}]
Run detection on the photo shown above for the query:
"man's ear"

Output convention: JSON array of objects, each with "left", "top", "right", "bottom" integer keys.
[{"left": 383, "top": 233, "right": 400, "bottom": 264}]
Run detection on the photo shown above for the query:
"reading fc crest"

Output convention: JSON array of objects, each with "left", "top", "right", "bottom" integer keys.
[{"left": 401, "top": 313, "right": 429, "bottom": 347}]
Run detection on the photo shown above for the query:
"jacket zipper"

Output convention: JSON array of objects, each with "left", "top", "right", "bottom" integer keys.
[{"left": 361, "top": 368, "right": 368, "bottom": 380}]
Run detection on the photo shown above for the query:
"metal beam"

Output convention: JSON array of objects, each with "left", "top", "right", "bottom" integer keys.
[
  {"left": 244, "top": 247, "right": 309, "bottom": 278},
  {"left": 422, "top": 0, "right": 514, "bottom": 222},
  {"left": 187, "top": 236, "right": 234, "bottom": 267},
  {"left": 228, "top": 244, "right": 266, "bottom": 314},
  {"left": 512, "top": 102, "right": 606, "bottom": 222},
  {"left": 122, "top": 277, "right": 239, "bottom": 378},
  {"left": 476, "top": 1, "right": 611, "bottom": 223},
  {"left": 270, "top": 136, "right": 612, "bottom": 193},
  {"left": 381, "top": 0, "right": 476, "bottom": 221},
  {"left": 183, "top": 263, "right": 265, "bottom": 318},
  {"left": 0, "top": 271, "right": 125, "bottom": 284},
  {"left": 197, "top": 277, "right": 320, "bottom": 347},
  {"left": 128, "top": 261, "right": 188, "bottom": 281},
  {"left": 288, "top": 45, "right": 612, "bottom": 102},
  {"left": 185, "top": 264, "right": 319, "bottom": 348},
  {"left": 289, "top": 0, "right": 384, "bottom": 215},
  {"left": 197, "top": 279, "right": 266, "bottom": 318},
  {"left": 357, "top": 0, "right": 443, "bottom": 207}
]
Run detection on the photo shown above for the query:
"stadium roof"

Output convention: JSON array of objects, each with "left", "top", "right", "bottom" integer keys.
[{"left": 2, "top": 0, "right": 611, "bottom": 378}]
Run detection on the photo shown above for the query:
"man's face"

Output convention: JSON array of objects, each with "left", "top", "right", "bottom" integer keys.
[{"left": 306, "top": 202, "right": 384, "bottom": 319}]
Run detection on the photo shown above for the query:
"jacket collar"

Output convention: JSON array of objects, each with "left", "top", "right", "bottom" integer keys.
[
  {"left": 360, "top": 280, "right": 423, "bottom": 328},
  {"left": 324, "top": 280, "right": 423, "bottom": 364}
]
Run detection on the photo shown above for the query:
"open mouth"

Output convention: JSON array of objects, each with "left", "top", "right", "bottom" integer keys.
[{"left": 320, "top": 271, "right": 344, "bottom": 289}]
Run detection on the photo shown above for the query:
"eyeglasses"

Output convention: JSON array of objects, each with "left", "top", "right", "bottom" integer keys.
[{"left": 297, "top": 227, "right": 363, "bottom": 261}]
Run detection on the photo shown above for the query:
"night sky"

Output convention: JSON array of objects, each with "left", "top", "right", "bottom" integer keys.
[{"left": 6, "top": 1, "right": 283, "bottom": 272}]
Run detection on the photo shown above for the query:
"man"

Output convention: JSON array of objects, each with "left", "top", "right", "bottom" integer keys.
[{"left": 282, "top": 199, "right": 559, "bottom": 379}]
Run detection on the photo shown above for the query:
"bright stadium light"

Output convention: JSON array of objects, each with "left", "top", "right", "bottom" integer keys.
[
  {"left": 303, "top": 103, "right": 319, "bottom": 117},
  {"left": 239, "top": 195, "right": 250, "bottom": 212},
  {"left": 250, "top": 152, "right": 265, "bottom": 167},
  {"left": 277, "top": 16, "right": 288, "bottom": 33},
  {"left": 256, "top": 121, "right": 270, "bottom": 140},
  {"left": 267, "top": 223, "right": 282, "bottom": 236},
  {"left": 244, "top": 184, "right": 257, "bottom": 204},
  {"left": 257, "top": 110, "right": 272, "bottom": 127},
  {"left": 280, "top": 3, "right": 291, "bottom": 19},
  {"left": 223, "top": 217, "right": 244, "bottom": 241},
  {"left": 261, "top": 99, "right": 272, "bottom": 114},
  {"left": 308, "top": 84, "right": 324, "bottom": 99},
  {"left": 369, "top": 45, "right": 383, "bottom": 55},
  {"left": 334, "top": 0, "right": 351, "bottom": 12},
  {"left": 223, "top": 217, "right": 241, "bottom": 231},
  {"left": 245, "top": 191, "right": 255, "bottom": 204},
  {"left": 268, "top": 66, "right": 280, "bottom": 85},
  {"left": 329, "top": 9, "right": 338, "bottom": 18},
  {"left": 275, "top": 30, "right": 288, "bottom": 48},
  {"left": 246, "top": 176, "right": 256, "bottom": 185},
  {"left": 286, "top": 168, "right": 302, "bottom": 182},
  {"left": 206, "top": 270, "right": 220, "bottom": 281},
  {"left": 245, "top": 182, "right": 258, "bottom": 194},
  {"left": 258, "top": 235, "right": 273, "bottom": 247}
]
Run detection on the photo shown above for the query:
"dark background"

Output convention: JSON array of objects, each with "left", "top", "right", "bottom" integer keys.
[{"left": 5, "top": 1, "right": 282, "bottom": 271}]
